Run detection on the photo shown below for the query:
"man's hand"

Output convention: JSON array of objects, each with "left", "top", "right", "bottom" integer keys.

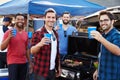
[
  {"left": 93, "top": 70, "right": 98, "bottom": 80},
  {"left": 91, "top": 31, "right": 103, "bottom": 42}
]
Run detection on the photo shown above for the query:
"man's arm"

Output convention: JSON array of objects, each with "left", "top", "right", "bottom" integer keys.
[
  {"left": 91, "top": 31, "right": 120, "bottom": 56},
  {"left": 100, "top": 36, "right": 120, "bottom": 55},
  {"left": 31, "top": 37, "right": 51, "bottom": 54},
  {"left": 1, "top": 30, "right": 12, "bottom": 50},
  {"left": 31, "top": 42, "right": 42, "bottom": 54}
]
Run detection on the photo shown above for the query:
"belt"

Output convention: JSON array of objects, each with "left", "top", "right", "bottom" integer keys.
[
  {"left": 0, "top": 52, "right": 7, "bottom": 53},
  {"left": 49, "top": 69, "right": 55, "bottom": 71}
]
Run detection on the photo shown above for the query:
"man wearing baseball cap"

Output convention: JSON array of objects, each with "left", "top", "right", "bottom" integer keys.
[
  {"left": 31, "top": 8, "right": 61, "bottom": 80},
  {"left": 0, "top": 17, "right": 12, "bottom": 68}
]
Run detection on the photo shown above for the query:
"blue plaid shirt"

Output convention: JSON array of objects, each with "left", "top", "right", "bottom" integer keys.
[{"left": 98, "top": 28, "right": 120, "bottom": 80}]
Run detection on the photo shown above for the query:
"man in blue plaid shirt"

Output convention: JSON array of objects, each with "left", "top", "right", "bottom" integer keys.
[{"left": 92, "top": 11, "right": 120, "bottom": 80}]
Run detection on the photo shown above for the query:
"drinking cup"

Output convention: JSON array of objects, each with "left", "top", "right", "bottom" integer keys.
[
  {"left": 87, "top": 27, "right": 96, "bottom": 39},
  {"left": 12, "top": 28, "right": 17, "bottom": 37},
  {"left": 28, "top": 31, "right": 33, "bottom": 39},
  {"left": 59, "top": 19, "right": 63, "bottom": 29},
  {"left": 44, "top": 33, "right": 51, "bottom": 44}
]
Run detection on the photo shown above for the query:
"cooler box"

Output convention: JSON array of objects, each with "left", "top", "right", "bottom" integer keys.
[{"left": 0, "top": 68, "right": 8, "bottom": 80}]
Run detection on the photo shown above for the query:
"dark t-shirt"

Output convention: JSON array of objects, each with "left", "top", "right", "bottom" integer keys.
[{"left": 3, "top": 25, "right": 9, "bottom": 33}]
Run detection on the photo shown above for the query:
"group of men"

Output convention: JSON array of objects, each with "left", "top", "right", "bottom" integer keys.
[{"left": 0, "top": 8, "right": 120, "bottom": 80}]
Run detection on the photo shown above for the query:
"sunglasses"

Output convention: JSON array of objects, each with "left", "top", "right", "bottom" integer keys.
[
  {"left": 51, "top": 33, "right": 56, "bottom": 41},
  {"left": 64, "top": 31, "right": 67, "bottom": 37},
  {"left": 99, "top": 19, "right": 110, "bottom": 23}
]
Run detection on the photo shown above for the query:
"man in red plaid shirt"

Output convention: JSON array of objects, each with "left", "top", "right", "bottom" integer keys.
[{"left": 31, "top": 8, "right": 61, "bottom": 80}]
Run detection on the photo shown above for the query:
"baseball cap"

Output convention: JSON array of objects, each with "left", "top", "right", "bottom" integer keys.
[
  {"left": 3, "top": 17, "right": 12, "bottom": 22},
  {"left": 44, "top": 8, "right": 56, "bottom": 15}
]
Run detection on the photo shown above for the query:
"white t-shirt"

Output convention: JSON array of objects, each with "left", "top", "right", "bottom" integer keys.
[
  {"left": 47, "top": 30, "right": 57, "bottom": 70},
  {"left": 0, "top": 26, "right": 11, "bottom": 52},
  {"left": 0, "top": 26, "right": 7, "bottom": 52}
]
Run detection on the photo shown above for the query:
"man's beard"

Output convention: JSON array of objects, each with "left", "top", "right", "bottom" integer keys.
[
  {"left": 102, "top": 25, "right": 111, "bottom": 32},
  {"left": 16, "top": 23, "right": 24, "bottom": 29},
  {"left": 63, "top": 20, "right": 69, "bottom": 25}
]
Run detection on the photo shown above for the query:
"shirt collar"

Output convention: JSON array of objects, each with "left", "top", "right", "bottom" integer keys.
[{"left": 103, "top": 27, "right": 115, "bottom": 37}]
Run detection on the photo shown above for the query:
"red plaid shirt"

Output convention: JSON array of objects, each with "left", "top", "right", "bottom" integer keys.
[{"left": 31, "top": 26, "right": 60, "bottom": 77}]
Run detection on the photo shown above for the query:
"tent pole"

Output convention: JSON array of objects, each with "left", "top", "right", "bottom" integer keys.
[{"left": 26, "top": 14, "right": 29, "bottom": 32}]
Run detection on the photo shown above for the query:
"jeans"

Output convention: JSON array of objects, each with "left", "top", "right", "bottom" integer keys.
[
  {"left": 8, "top": 63, "right": 27, "bottom": 80},
  {"left": 34, "top": 69, "right": 55, "bottom": 80},
  {"left": 0, "top": 52, "right": 7, "bottom": 68}
]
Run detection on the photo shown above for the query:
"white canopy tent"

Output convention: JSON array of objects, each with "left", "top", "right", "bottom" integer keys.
[{"left": 84, "top": 6, "right": 120, "bottom": 22}]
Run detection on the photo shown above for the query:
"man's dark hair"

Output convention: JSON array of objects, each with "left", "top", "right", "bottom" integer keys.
[
  {"left": 62, "top": 11, "right": 71, "bottom": 17},
  {"left": 98, "top": 11, "right": 115, "bottom": 20},
  {"left": 15, "top": 13, "right": 25, "bottom": 19}
]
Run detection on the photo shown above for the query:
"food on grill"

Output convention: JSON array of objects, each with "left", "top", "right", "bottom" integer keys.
[
  {"left": 64, "top": 59, "right": 73, "bottom": 63},
  {"left": 63, "top": 59, "right": 83, "bottom": 67}
]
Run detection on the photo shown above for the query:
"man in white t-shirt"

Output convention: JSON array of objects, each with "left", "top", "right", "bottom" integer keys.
[{"left": 0, "top": 17, "right": 12, "bottom": 68}]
